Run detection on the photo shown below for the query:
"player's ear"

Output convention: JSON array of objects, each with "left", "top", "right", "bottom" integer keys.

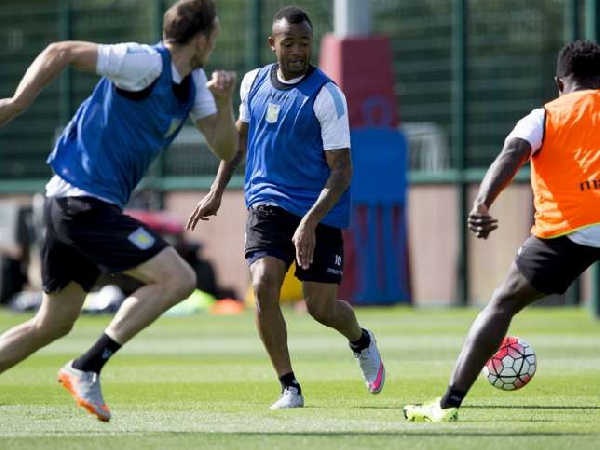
[
  {"left": 196, "top": 32, "right": 208, "bottom": 50},
  {"left": 268, "top": 36, "right": 275, "bottom": 51},
  {"left": 554, "top": 76, "right": 564, "bottom": 94}
]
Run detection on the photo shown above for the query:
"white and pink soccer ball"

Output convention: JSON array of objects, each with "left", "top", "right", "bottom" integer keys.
[{"left": 483, "top": 336, "right": 537, "bottom": 391}]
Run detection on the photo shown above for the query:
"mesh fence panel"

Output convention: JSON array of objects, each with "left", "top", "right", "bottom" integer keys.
[
  {"left": 377, "top": 0, "right": 567, "bottom": 170},
  {"left": 0, "top": 5, "right": 60, "bottom": 179},
  {"left": 0, "top": 0, "right": 581, "bottom": 182}
]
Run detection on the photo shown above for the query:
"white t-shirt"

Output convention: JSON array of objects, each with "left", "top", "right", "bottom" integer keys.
[
  {"left": 96, "top": 42, "right": 217, "bottom": 121},
  {"left": 505, "top": 108, "right": 600, "bottom": 247},
  {"left": 47, "top": 42, "right": 217, "bottom": 200},
  {"left": 238, "top": 68, "right": 351, "bottom": 150}
]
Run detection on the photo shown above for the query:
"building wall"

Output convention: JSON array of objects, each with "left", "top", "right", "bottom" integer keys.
[
  {"left": 165, "top": 191, "right": 249, "bottom": 301},
  {"left": 2, "top": 184, "right": 589, "bottom": 305},
  {"left": 165, "top": 184, "right": 558, "bottom": 305}
]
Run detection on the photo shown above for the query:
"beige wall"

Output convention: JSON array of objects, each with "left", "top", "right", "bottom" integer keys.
[
  {"left": 165, "top": 191, "right": 249, "bottom": 301},
  {"left": 167, "top": 184, "right": 539, "bottom": 304},
  {"left": 168, "top": 184, "right": 591, "bottom": 305},
  {"left": 467, "top": 185, "right": 534, "bottom": 304},
  {"left": 407, "top": 185, "right": 458, "bottom": 304},
  {"left": 2, "top": 185, "right": 591, "bottom": 304}
]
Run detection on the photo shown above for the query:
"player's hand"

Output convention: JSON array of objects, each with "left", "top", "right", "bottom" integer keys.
[
  {"left": 468, "top": 203, "right": 498, "bottom": 239},
  {"left": 0, "top": 97, "right": 23, "bottom": 127},
  {"left": 206, "top": 70, "right": 236, "bottom": 104},
  {"left": 186, "top": 190, "right": 222, "bottom": 231},
  {"left": 292, "top": 219, "right": 316, "bottom": 270}
]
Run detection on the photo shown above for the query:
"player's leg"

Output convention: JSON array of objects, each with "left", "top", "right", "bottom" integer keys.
[
  {"left": 302, "top": 281, "right": 385, "bottom": 394},
  {"left": 245, "top": 205, "right": 302, "bottom": 408},
  {"left": 250, "top": 256, "right": 291, "bottom": 373},
  {"left": 404, "top": 235, "right": 600, "bottom": 422},
  {"left": 444, "top": 236, "right": 599, "bottom": 406},
  {"left": 68, "top": 248, "right": 196, "bottom": 375},
  {"left": 0, "top": 282, "right": 85, "bottom": 373},
  {"left": 444, "top": 261, "right": 544, "bottom": 397},
  {"left": 302, "top": 282, "right": 361, "bottom": 341},
  {"left": 6, "top": 194, "right": 100, "bottom": 372},
  {"left": 106, "top": 247, "right": 196, "bottom": 343},
  {"left": 58, "top": 247, "right": 195, "bottom": 422},
  {"left": 403, "top": 263, "right": 542, "bottom": 423},
  {"left": 50, "top": 197, "right": 194, "bottom": 420},
  {"left": 299, "top": 222, "right": 385, "bottom": 394},
  {"left": 298, "top": 222, "right": 360, "bottom": 339},
  {"left": 251, "top": 256, "right": 303, "bottom": 409}
]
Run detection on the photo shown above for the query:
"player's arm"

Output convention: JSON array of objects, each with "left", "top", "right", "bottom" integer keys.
[
  {"left": 469, "top": 108, "right": 543, "bottom": 239},
  {"left": 187, "top": 69, "right": 256, "bottom": 231},
  {"left": 293, "top": 147, "right": 352, "bottom": 269},
  {"left": 195, "top": 70, "right": 237, "bottom": 162},
  {"left": 469, "top": 137, "right": 532, "bottom": 239},
  {"left": 303, "top": 82, "right": 352, "bottom": 228},
  {"left": 293, "top": 82, "right": 352, "bottom": 269},
  {"left": 186, "top": 119, "right": 247, "bottom": 231},
  {"left": 303, "top": 148, "right": 352, "bottom": 227},
  {"left": 0, "top": 41, "right": 98, "bottom": 126},
  {"left": 473, "top": 137, "right": 532, "bottom": 209},
  {"left": 211, "top": 120, "right": 248, "bottom": 194}
]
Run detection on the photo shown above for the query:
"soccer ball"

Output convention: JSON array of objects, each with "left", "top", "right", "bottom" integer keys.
[{"left": 482, "top": 336, "right": 536, "bottom": 391}]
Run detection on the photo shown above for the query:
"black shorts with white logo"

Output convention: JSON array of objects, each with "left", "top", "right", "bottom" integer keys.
[
  {"left": 245, "top": 204, "right": 344, "bottom": 284},
  {"left": 515, "top": 234, "right": 600, "bottom": 294},
  {"left": 41, "top": 196, "right": 169, "bottom": 293}
]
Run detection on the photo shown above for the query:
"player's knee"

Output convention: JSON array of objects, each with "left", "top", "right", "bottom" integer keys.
[
  {"left": 33, "top": 318, "right": 74, "bottom": 341},
  {"left": 488, "top": 291, "right": 521, "bottom": 320},
  {"left": 252, "top": 275, "right": 282, "bottom": 302},
  {"left": 305, "top": 301, "right": 333, "bottom": 325},
  {"left": 171, "top": 264, "right": 196, "bottom": 300}
]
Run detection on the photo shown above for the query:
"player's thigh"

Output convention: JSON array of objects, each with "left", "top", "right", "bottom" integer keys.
[
  {"left": 249, "top": 256, "right": 289, "bottom": 295},
  {"left": 124, "top": 246, "right": 195, "bottom": 287},
  {"left": 302, "top": 281, "right": 338, "bottom": 308},
  {"left": 35, "top": 282, "right": 87, "bottom": 330},
  {"left": 295, "top": 222, "right": 344, "bottom": 285},
  {"left": 42, "top": 197, "right": 102, "bottom": 293},
  {"left": 245, "top": 205, "right": 297, "bottom": 266},
  {"left": 492, "top": 261, "right": 545, "bottom": 313},
  {"left": 515, "top": 235, "right": 600, "bottom": 295},
  {"left": 49, "top": 196, "right": 170, "bottom": 275}
]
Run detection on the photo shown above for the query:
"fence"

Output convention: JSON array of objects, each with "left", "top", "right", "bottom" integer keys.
[
  {"left": 1, "top": 0, "right": 593, "bottom": 186},
  {"left": 0, "top": 0, "right": 599, "bottom": 308}
]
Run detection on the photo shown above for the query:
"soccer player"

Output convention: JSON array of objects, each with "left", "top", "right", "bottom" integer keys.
[
  {"left": 0, "top": 0, "right": 236, "bottom": 422},
  {"left": 404, "top": 40, "right": 600, "bottom": 422},
  {"left": 187, "top": 6, "right": 385, "bottom": 409}
]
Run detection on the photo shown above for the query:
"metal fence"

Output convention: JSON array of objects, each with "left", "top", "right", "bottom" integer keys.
[{"left": 0, "top": 0, "right": 595, "bottom": 190}]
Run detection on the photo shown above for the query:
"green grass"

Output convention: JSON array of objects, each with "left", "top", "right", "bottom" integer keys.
[{"left": 0, "top": 306, "right": 599, "bottom": 449}]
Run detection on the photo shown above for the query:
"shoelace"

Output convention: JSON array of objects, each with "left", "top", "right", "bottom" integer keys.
[
  {"left": 282, "top": 386, "right": 299, "bottom": 396},
  {"left": 356, "top": 347, "right": 380, "bottom": 374}
]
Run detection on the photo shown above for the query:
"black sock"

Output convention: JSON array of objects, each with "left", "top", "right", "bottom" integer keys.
[
  {"left": 349, "top": 328, "right": 371, "bottom": 353},
  {"left": 278, "top": 371, "right": 301, "bottom": 395},
  {"left": 440, "top": 387, "right": 467, "bottom": 409},
  {"left": 72, "top": 333, "right": 122, "bottom": 374}
]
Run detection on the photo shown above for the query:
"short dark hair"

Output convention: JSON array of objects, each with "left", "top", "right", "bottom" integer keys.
[
  {"left": 163, "top": 0, "right": 217, "bottom": 44},
  {"left": 272, "top": 5, "right": 312, "bottom": 29},
  {"left": 556, "top": 40, "right": 600, "bottom": 81}
]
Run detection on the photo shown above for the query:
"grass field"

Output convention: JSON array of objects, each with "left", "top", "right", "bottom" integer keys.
[{"left": 0, "top": 305, "right": 599, "bottom": 449}]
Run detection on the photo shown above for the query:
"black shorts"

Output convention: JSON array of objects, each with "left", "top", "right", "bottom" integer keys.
[
  {"left": 515, "top": 234, "right": 600, "bottom": 294},
  {"left": 245, "top": 204, "right": 344, "bottom": 284},
  {"left": 42, "top": 196, "right": 169, "bottom": 293}
]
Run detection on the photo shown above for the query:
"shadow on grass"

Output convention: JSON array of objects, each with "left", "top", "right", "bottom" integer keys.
[
  {"left": 467, "top": 405, "right": 600, "bottom": 411},
  {"left": 352, "top": 404, "right": 600, "bottom": 411},
  {"left": 170, "top": 431, "right": 600, "bottom": 437}
]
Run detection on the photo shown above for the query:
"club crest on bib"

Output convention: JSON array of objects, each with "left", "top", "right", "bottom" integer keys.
[
  {"left": 128, "top": 227, "right": 155, "bottom": 250},
  {"left": 164, "top": 118, "right": 182, "bottom": 138},
  {"left": 266, "top": 103, "right": 281, "bottom": 123}
]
